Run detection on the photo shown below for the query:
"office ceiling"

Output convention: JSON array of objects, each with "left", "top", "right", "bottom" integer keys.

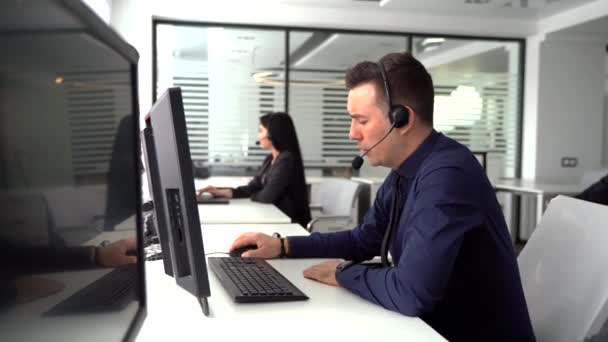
[
  {"left": 245, "top": 0, "right": 596, "bottom": 19},
  {"left": 162, "top": 0, "right": 600, "bottom": 81},
  {"left": 551, "top": 15, "right": 608, "bottom": 35},
  {"left": 165, "top": 25, "right": 513, "bottom": 77}
]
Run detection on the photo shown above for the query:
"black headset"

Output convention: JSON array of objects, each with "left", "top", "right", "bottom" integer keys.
[{"left": 376, "top": 61, "right": 409, "bottom": 128}]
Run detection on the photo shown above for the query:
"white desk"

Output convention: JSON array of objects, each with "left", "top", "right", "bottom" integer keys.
[
  {"left": 0, "top": 268, "right": 139, "bottom": 342},
  {"left": 494, "top": 179, "right": 581, "bottom": 241},
  {"left": 136, "top": 223, "right": 445, "bottom": 342},
  {"left": 0, "top": 227, "right": 141, "bottom": 342},
  {"left": 195, "top": 176, "right": 327, "bottom": 189},
  {"left": 198, "top": 198, "right": 291, "bottom": 224}
]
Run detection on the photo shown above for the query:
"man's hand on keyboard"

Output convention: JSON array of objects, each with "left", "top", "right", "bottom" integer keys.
[
  {"left": 230, "top": 232, "right": 280, "bottom": 258},
  {"left": 95, "top": 238, "right": 138, "bottom": 267}
]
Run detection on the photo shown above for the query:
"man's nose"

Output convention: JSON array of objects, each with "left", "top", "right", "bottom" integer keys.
[{"left": 349, "top": 122, "right": 361, "bottom": 141}]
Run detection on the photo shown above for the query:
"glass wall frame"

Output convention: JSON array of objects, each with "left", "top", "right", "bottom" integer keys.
[{"left": 153, "top": 19, "right": 525, "bottom": 179}]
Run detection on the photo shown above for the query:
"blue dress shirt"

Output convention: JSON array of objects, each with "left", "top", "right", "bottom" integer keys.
[{"left": 288, "top": 130, "right": 536, "bottom": 342}]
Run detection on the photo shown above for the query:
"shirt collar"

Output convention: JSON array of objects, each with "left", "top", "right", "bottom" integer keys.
[{"left": 394, "top": 129, "right": 441, "bottom": 179}]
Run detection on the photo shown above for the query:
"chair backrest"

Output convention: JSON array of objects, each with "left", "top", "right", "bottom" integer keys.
[
  {"left": 580, "top": 168, "right": 608, "bottom": 189},
  {"left": 318, "top": 178, "right": 361, "bottom": 216},
  {"left": 518, "top": 195, "right": 608, "bottom": 342}
]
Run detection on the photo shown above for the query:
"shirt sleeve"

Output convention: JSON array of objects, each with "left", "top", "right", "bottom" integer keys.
[
  {"left": 335, "top": 167, "right": 484, "bottom": 317},
  {"left": 232, "top": 157, "right": 270, "bottom": 198},
  {"left": 250, "top": 152, "right": 293, "bottom": 203},
  {"left": 288, "top": 175, "right": 393, "bottom": 261}
]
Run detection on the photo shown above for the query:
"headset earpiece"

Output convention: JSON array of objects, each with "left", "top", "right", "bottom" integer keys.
[
  {"left": 390, "top": 105, "right": 408, "bottom": 128},
  {"left": 377, "top": 61, "right": 409, "bottom": 128}
]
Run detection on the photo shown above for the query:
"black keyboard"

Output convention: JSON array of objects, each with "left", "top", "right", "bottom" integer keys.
[
  {"left": 197, "top": 195, "right": 229, "bottom": 205},
  {"left": 208, "top": 257, "right": 308, "bottom": 303},
  {"left": 44, "top": 265, "right": 138, "bottom": 316},
  {"left": 145, "top": 243, "right": 163, "bottom": 261}
]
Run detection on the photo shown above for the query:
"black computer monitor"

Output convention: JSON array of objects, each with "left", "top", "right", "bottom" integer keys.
[
  {"left": 0, "top": 0, "right": 145, "bottom": 340},
  {"left": 104, "top": 115, "right": 141, "bottom": 231},
  {"left": 146, "top": 87, "right": 211, "bottom": 315},
  {"left": 141, "top": 125, "right": 174, "bottom": 276}
]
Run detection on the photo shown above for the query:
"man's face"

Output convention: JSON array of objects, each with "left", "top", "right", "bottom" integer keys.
[{"left": 347, "top": 82, "right": 394, "bottom": 167}]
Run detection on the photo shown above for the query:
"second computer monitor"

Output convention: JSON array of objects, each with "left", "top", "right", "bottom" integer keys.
[{"left": 146, "top": 87, "right": 211, "bottom": 314}]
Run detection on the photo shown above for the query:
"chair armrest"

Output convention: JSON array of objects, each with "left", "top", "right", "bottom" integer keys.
[
  {"left": 309, "top": 204, "right": 322, "bottom": 211},
  {"left": 306, "top": 215, "right": 352, "bottom": 232}
]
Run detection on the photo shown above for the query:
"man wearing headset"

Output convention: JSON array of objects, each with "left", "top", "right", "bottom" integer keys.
[{"left": 230, "top": 52, "right": 535, "bottom": 342}]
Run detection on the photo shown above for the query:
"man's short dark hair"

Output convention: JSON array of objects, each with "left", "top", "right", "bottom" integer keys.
[{"left": 344, "top": 52, "right": 435, "bottom": 126}]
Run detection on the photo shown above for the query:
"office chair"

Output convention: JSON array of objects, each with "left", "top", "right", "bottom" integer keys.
[
  {"left": 306, "top": 178, "right": 362, "bottom": 233},
  {"left": 580, "top": 168, "right": 608, "bottom": 190},
  {"left": 471, "top": 150, "right": 488, "bottom": 172},
  {"left": 517, "top": 196, "right": 608, "bottom": 342}
]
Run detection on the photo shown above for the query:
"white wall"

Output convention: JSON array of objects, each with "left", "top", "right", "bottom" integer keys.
[
  {"left": 534, "top": 34, "right": 605, "bottom": 183},
  {"left": 521, "top": 0, "right": 608, "bottom": 182},
  {"left": 604, "top": 56, "right": 608, "bottom": 167},
  {"left": 521, "top": 33, "right": 542, "bottom": 180}
]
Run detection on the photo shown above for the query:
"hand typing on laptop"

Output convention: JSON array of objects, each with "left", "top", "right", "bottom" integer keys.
[{"left": 197, "top": 186, "right": 232, "bottom": 199}]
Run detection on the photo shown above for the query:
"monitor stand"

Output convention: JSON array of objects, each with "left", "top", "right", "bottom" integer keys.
[{"left": 198, "top": 297, "right": 210, "bottom": 316}]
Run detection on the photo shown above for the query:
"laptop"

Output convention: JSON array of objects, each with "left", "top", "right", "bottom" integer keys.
[{"left": 196, "top": 193, "right": 229, "bottom": 205}]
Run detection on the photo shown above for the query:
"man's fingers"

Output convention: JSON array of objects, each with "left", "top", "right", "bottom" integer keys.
[
  {"left": 198, "top": 186, "right": 213, "bottom": 194},
  {"left": 124, "top": 238, "right": 137, "bottom": 250},
  {"left": 229, "top": 232, "right": 257, "bottom": 250}
]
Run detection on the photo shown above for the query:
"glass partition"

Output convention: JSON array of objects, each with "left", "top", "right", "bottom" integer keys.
[
  {"left": 413, "top": 36, "right": 521, "bottom": 180},
  {"left": 287, "top": 32, "right": 409, "bottom": 170},
  {"left": 155, "top": 21, "right": 523, "bottom": 178},
  {"left": 156, "top": 24, "right": 285, "bottom": 175}
]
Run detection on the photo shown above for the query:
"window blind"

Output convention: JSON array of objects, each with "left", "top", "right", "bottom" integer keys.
[{"left": 66, "top": 72, "right": 131, "bottom": 178}]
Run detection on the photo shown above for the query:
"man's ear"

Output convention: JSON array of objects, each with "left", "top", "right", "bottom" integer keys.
[{"left": 397, "top": 106, "right": 415, "bottom": 135}]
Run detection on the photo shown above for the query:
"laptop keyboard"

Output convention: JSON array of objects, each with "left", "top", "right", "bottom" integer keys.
[{"left": 44, "top": 264, "right": 138, "bottom": 315}]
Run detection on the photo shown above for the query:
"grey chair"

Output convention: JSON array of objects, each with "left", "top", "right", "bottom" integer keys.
[
  {"left": 307, "top": 178, "right": 362, "bottom": 233},
  {"left": 518, "top": 195, "right": 608, "bottom": 342}
]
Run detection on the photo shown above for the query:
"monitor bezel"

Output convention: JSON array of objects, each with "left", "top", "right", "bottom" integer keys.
[
  {"left": 147, "top": 87, "right": 211, "bottom": 312},
  {"left": 58, "top": 1, "right": 147, "bottom": 339}
]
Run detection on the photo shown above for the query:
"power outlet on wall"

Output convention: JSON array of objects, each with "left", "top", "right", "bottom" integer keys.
[{"left": 561, "top": 157, "right": 578, "bottom": 168}]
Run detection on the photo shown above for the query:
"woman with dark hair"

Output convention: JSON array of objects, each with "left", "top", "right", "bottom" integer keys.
[{"left": 199, "top": 112, "right": 311, "bottom": 227}]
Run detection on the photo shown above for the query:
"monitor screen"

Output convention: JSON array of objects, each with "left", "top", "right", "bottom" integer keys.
[
  {"left": 0, "top": 1, "right": 145, "bottom": 341},
  {"left": 146, "top": 87, "right": 211, "bottom": 314}
]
